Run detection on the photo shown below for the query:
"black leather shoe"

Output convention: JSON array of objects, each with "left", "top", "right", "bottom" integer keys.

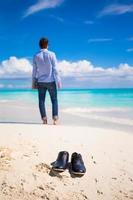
[
  {"left": 52, "top": 151, "right": 69, "bottom": 172},
  {"left": 71, "top": 152, "right": 86, "bottom": 175}
]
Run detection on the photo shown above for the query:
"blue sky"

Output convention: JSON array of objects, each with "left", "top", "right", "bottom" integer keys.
[
  {"left": 0, "top": 0, "right": 133, "bottom": 88},
  {"left": 0, "top": 0, "right": 133, "bottom": 66}
]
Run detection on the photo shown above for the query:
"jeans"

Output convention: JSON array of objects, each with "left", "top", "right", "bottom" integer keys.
[{"left": 37, "top": 81, "right": 58, "bottom": 120}]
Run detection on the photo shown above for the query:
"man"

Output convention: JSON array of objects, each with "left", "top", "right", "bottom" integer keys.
[{"left": 32, "top": 38, "right": 61, "bottom": 125}]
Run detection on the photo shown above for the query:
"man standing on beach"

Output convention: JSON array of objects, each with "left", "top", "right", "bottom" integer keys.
[{"left": 32, "top": 38, "right": 61, "bottom": 125}]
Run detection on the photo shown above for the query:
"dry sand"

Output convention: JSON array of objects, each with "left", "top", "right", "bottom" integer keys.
[{"left": 0, "top": 123, "right": 133, "bottom": 200}]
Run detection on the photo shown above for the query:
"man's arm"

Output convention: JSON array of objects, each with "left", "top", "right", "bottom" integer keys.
[
  {"left": 51, "top": 53, "right": 62, "bottom": 89},
  {"left": 32, "top": 56, "right": 38, "bottom": 89}
]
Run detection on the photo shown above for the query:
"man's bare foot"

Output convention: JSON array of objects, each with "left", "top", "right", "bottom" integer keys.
[
  {"left": 53, "top": 119, "right": 59, "bottom": 125},
  {"left": 42, "top": 118, "right": 47, "bottom": 124}
]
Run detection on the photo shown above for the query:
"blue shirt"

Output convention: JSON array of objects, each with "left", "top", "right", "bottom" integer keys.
[{"left": 32, "top": 49, "right": 61, "bottom": 83}]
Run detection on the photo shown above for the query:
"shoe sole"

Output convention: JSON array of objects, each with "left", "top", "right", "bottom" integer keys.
[
  {"left": 71, "top": 170, "right": 85, "bottom": 175},
  {"left": 52, "top": 168, "right": 65, "bottom": 172}
]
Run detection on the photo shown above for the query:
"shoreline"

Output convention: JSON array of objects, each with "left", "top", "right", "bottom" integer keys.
[{"left": 0, "top": 101, "right": 133, "bottom": 134}]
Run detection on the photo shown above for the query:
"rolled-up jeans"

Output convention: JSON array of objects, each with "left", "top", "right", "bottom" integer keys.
[{"left": 37, "top": 81, "right": 58, "bottom": 120}]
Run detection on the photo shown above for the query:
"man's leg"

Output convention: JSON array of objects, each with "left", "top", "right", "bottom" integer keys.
[
  {"left": 47, "top": 82, "right": 58, "bottom": 124},
  {"left": 38, "top": 85, "right": 47, "bottom": 123}
]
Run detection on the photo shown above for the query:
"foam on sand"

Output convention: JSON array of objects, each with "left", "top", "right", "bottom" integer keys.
[{"left": 62, "top": 107, "right": 133, "bottom": 126}]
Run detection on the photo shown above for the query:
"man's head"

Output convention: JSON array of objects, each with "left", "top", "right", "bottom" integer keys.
[{"left": 39, "top": 38, "right": 48, "bottom": 49}]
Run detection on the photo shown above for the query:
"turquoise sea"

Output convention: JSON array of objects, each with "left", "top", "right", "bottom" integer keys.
[
  {"left": 0, "top": 88, "right": 133, "bottom": 129},
  {"left": 0, "top": 88, "right": 133, "bottom": 108}
]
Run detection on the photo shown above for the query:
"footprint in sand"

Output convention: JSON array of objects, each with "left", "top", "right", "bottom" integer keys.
[
  {"left": 68, "top": 192, "right": 89, "bottom": 200},
  {"left": 1, "top": 182, "right": 17, "bottom": 196},
  {"left": 35, "top": 162, "right": 69, "bottom": 181},
  {"left": 30, "top": 184, "right": 59, "bottom": 200},
  {"left": 35, "top": 163, "right": 51, "bottom": 174},
  {"left": 1, "top": 181, "right": 40, "bottom": 200},
  {"left": 0, "top": 146, "right": 12, "bottom": 171}
]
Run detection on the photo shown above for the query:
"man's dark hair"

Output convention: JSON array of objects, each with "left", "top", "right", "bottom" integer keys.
[{"left": 39, "top": 38, "right": 48, "bottom": 49}]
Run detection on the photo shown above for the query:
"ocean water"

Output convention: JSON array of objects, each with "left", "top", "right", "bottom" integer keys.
[
  {"left": 0, "top": 88, "right": 133, "bottom": 127},
  {"left": 0, "top": 88, "right": 133, "bottom": 108}
]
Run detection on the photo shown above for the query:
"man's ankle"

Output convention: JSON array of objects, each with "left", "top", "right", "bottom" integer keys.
[
  {"left": 42, "top": 117, "right": 47, "bottom": 124},
  {"left": 53, "top": 119, "right": 59, "bottom": 125}
]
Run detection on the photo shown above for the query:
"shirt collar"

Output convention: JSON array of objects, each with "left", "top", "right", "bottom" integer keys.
[{"left": 40, "top": 48, "right": 48, "bottom": 52}]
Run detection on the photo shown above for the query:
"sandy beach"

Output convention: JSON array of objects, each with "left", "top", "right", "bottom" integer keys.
[
  {"left": 0, "top": 123, "right": 133, "bottom": 200},
  {"left": 0, "top": 0, "right": 133, "bottom": 198}
]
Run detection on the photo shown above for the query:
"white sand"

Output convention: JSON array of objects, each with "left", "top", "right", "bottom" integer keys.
[{"left": 0, "top": 123, "right": 133, "bottom": 200}]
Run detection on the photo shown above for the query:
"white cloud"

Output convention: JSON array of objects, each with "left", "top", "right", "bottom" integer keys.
[
  {"left": 88, "top": 38, "right": 112, "bottom": 43},
  {"left": 126, "top": 48, "right": 133, "bottom": 52},
  {"left": 58, "top": 60, "right": 94, "bottom": 76},
  {"left": 0, "top": 57, "right": 133, "bottom": 88},
  {"left": 58, "top": 60, "right": 133, "bottom": 88},
  {"left": 58, "top": 60, "right": 133, "bottom": 77},
  {"left": 23, "top": 0, "right": 64, "bottom": 18},
  {"left": 49, "top": 14, "right": 64, "bottom": 22},
  {"left": 99, "top": 3, "right": 133, "bottom": 17},
  {"left": 0, "top": 57, "right": 32, "bottom": 78}
]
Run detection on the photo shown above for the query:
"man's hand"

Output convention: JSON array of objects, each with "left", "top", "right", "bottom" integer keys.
[
  {"left": 32, "top": 80, "right": 38, "bottom": 89},
  {"left": 32, "top": 84, "right": 36, "bottom": 89},
  {"left": 57, "top": 81, "right": 62, "bottom": 89}
]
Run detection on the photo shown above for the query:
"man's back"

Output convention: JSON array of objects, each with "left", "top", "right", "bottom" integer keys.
[{"left": 33, "top": 48, "right": 57, "bottom": 83}]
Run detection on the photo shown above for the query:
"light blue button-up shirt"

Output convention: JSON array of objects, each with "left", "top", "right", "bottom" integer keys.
[{"left": 32, "top": 49, "right": 61, "bottom": 83}]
